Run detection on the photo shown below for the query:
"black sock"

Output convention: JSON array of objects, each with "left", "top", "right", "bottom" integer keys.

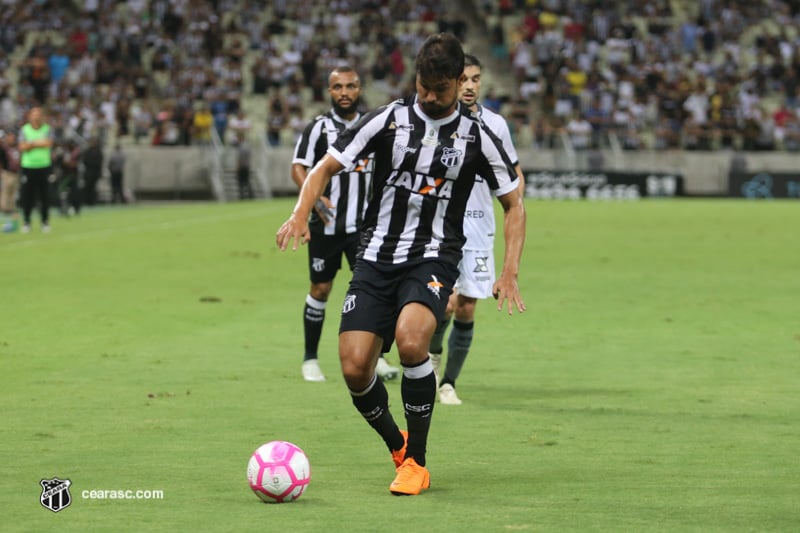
[
  {"left": 443, "top": 319, "right": 474, "bottom": 387},
  {"left": 401, "top": 359, "right": 436, "bottom": 466},
  {"left": 350, "top": 375, "right": 404, "bottom": 452},
  {"left": 303, "top": 295, "right": 326, "bottom": 361},
  {"left": 428, "top": 317, "right": 451, "bottom": 355}
]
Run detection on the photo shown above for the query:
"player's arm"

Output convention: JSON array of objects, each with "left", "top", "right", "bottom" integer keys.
[
  {"left": 291, "top": 162, "right": 333, "bottom": 224},
  {"left": 514, "top": 164, "right": 525, "bottom": 194},
  {"left": 477, "top": 120, "right": 527, "bottom": 314},
  {"left": 290, "top": 162, "right": 307, "bottom": 190},
  {"left": 17, "top": 134, "right": 35, "bottom": 152},
  {"left": 276, "top": 154, "right": 344, "bottom": 251},
  {"left": 19, "top": 134, "right": 53, "bottom": 152},
  {"left": 494, "top": 179, "right": 526, "bottom": 315}
]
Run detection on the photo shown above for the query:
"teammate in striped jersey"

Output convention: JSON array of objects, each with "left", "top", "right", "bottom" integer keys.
[
  {"left": 277, "top": 33, "right": 526, "bottom": 496},
  {"left": 291, "top": 66, "right": 400, "bottom": 383},
  {"left": 428, "top": 54, "right": 527, "bottom": 406}
]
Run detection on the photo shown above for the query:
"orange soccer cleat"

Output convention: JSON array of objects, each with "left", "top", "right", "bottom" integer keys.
[
  {"left": 389, "top": 457, "right": 430, "bottom": 496},
  {"left": 391, "top": 430, "right": 408, "bottom": 468}
]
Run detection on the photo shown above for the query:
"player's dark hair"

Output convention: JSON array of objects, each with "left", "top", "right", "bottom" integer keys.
[
  {"left": 415, "top": 33, "right": 464, "bottom": 81},
  {"left": 464, "top": 54, "right": 481, "bottom": 69},
  {"left": 329, "top": 65, "right": 359, "bottom": 81}
]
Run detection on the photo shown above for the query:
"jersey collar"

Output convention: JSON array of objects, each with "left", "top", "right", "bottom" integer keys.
[
  {"left": 331, "top": 110, "right": 360, "bottom": 129},
  {"left": 412, "top": 96, "right": 461, "bottom": 127}
]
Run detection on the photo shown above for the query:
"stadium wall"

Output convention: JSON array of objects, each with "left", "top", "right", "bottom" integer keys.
[{"left": 120, "top": 146, "right": 800, "bottom": 199}]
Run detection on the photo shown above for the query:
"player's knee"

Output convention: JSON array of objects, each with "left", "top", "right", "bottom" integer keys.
[
  {"left": 455, "top": 296, "right": 477, "bottom": 321},
  {"left": 394, "top": 335, "right": 428, "bottom": 362},
  {"left": 309, "top": 282, "right": 332, "bottom": 301},
  {"left": 340, "top": 358, "right": 372, "bottom": 389}
]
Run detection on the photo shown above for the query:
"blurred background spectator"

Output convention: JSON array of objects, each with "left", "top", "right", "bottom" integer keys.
[{"left": 1, "top": 0, "right": 799, "bottom": 206}]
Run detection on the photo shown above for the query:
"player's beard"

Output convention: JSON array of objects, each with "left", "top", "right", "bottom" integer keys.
[
  {"left": 419, "top": 95, "right": 458, "bottom": 119},
  {"left": 331, "top": 96, "right": 360, "bottom": 117}
]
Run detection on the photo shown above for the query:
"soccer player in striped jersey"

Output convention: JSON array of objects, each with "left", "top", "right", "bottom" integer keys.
[
  {"left": 291, "top": 66, "right": 400, "bottom": 383},
  {"left": 428, "top": 54, "right": 527, "bottom": 406},
  {"left": 277, "top": 33, "right": 526, "bottom": 496}
]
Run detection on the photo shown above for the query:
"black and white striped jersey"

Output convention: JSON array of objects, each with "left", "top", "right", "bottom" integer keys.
[
  {"left": 328, "top": 96, "right": 519, "bottom": 267},
  {"left": 292, "top": 110, "right": 372, "bottom": 236}
]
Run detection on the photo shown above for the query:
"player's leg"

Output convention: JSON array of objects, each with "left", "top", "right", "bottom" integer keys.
[
  {"left": 389, "top": 302, "right": 437, "bottom": 496},
  {"left": 301, "top": 280, "right": 332, "bottom": 381},
  {"left": 390, "top": 261, "right": 457, "bottom": 495},
  {"left": 395, "top": 302, "right": 437, "bottom": 460},
  {"left": 428, "top": 290, "right": 456, "bottom": 385},
  {"left": 301, "top": 235, "right": 343, "bottom": 381},
  {"left": 439, "top": 294, "right": 477, "bottom": 405},
  {"left": 20, "top": 170, "right": 34, "bottom": 232},
  {"left": 339, "top": 262, "right": 406, "bottom": 465},
  {"left": 342, "top": 235, "right": 400, "bottom": 381},
  {"left": 439, "top": 249, "right": 494, "bottom": 404},
  {"left": 36, "top": 169, "right": 51, "bottom": 230}
]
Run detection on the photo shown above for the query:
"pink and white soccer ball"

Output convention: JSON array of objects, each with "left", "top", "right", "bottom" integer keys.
[{"left": 247, "top": 441, "right": 311, "bottom": 503}]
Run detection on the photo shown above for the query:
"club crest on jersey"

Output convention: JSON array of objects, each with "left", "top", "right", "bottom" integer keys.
[
  {"left": 40, "top": 478, "right": 72, "bottom": 513},
  {"left": 342, "top": 294, "right": 357, "bottom": 313},
  {"left": 473, "top": 256, "right": 489, "bottom": 273},
  {"left": 386, "top": 170, "right": 453, "bottom": 198},
  {"left": 312, "top": 258, "right": 325, "bottom": 272},
  {"left": 440, "top": 147, "right": 463, "bottom": 168},
  {"left": 426, "top": 275, "right": 444, "bottom": 299}
]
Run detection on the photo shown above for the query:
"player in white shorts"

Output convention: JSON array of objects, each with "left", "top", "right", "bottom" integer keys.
[{"left": 429, "top": 54, "right": 526, "bottom": 405}]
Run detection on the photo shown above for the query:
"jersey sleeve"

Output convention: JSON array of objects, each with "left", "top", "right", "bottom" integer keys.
[
  {"left": 292, "top": 118, "right": 323, "bottom": 168},
  {"left": 476, "top": 123, "right": 519, "bottom": 198},
  {"left": 327, "top": 105, "right": 394, "bottom": 169},
  {"left": 482, "top": 109, "right": 519, "bottom": 167},
  {"left": 495, "top": 118, "right": 519, "bottom": 167}
]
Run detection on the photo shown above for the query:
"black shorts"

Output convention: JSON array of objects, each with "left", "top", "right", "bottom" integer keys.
[
  {"left": 339, "top": 259, "right": 459, "bottom": 351},
  {"left": 307, "top": 232, "right": 359, "bottom": 283}
]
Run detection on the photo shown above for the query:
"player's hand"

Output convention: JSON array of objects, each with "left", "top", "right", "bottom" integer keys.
[
  {"left": 314, "top": 197, "right": 334, "bottom": 225},
  {"left": 492, "top": 276, "right": 526, "bottom": 315},
  {"left": 275, "top": 213, "right": 310, "bottom": 251}
]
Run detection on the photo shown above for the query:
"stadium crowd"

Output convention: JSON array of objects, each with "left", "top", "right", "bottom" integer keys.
[
  {"left": 2, "top": 0, "right": 800, "bottom": 155},
  {"left": 490, "top": 0, "right": 800, "bottom": 151}
]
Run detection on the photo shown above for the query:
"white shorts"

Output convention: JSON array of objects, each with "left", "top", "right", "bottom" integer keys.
[{"left": 454, "top": 248, "right": 495, "bottom": 299}]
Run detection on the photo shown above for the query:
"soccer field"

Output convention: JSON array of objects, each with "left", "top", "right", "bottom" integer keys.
[{"left": 2, "top": 199, "right": 798, "bottom": 532}]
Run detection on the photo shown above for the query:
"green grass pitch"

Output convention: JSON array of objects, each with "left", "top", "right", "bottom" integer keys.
[{"left": 1, "top": 199, "right": 798, "bottom": 532}]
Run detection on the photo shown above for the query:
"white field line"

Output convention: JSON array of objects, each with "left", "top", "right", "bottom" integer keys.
[{"left": 0, "top": 207, "right": 268, "bottom": 250}]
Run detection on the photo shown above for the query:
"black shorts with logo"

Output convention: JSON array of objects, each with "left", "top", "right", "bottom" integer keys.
[
  {"left": 307, "top": 232, "right": 360, "bottom": 283},
  {"left": 339, "top": 258, "right": 459, "bottom": 351}
]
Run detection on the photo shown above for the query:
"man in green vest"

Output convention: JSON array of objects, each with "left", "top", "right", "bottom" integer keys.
[{"left": 19, "top": 106, "right": 54, "bottom": 233}]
